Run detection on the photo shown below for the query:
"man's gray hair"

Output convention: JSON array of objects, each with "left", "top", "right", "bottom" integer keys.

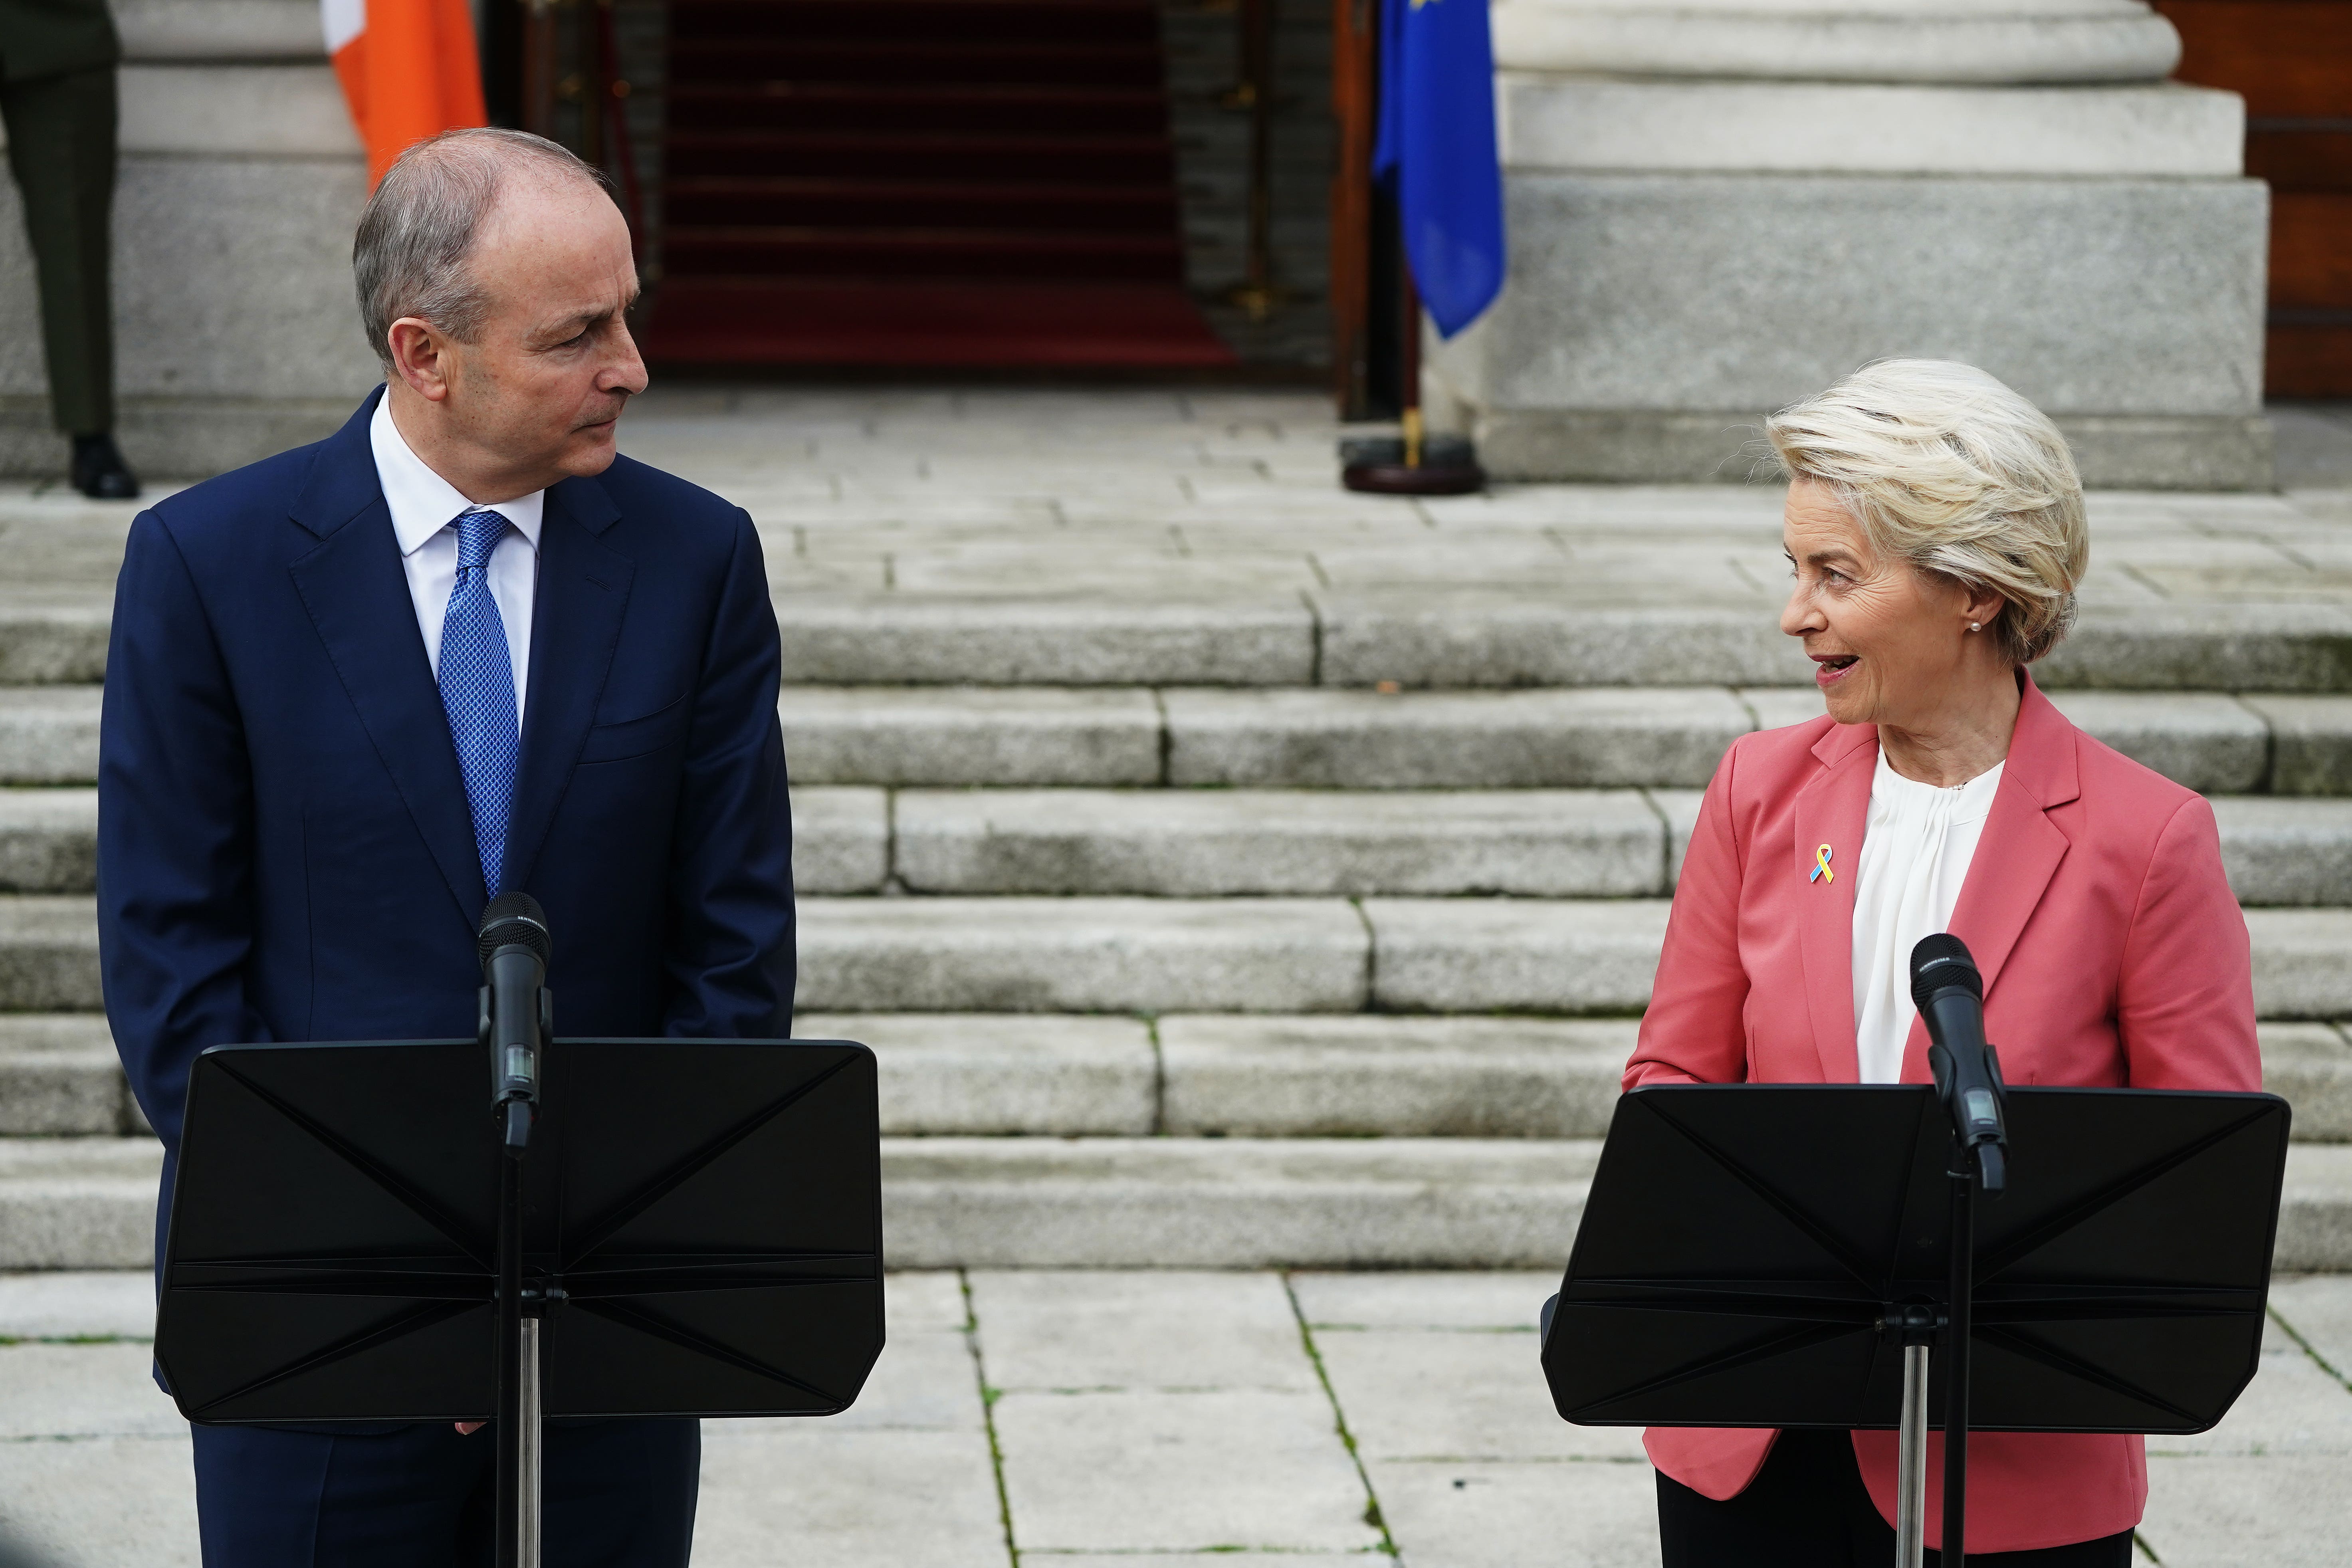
[{"left": 353, "top": 128, "right": 614, "bottom": 367}]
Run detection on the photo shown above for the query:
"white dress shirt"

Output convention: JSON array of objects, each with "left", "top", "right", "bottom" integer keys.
[
  {"left": 370, "top": 392, "right": 543, "bottom": 731},
  {"left": 1850, "top": 748, "right": 2005, "bottom": 1083}
]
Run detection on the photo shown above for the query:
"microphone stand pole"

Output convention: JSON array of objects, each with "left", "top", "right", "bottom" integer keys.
[
  {"left": 1942, "top": 1137, "right": 1978, "bottom": 1568},
  {"left": 494, "top": 1096, "right": 540, "bottom": 1568}
]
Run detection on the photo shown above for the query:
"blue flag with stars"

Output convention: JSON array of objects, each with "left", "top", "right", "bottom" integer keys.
[{"left": 1370, "top": 0, "right": 1506, "bottom": 338}]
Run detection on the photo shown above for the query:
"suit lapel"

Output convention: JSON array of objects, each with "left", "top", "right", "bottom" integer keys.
[
  {"left": 500, "top": 475, "right": 633, "bottom": 894},
  {"left": 1793, "top": 724, "right": 1877, "bottom": 1083},
  {"left": 286, "top": 393, "right": 487, "bottom": 925},
  {"left": 1945, "top": 674, "right": 2079, "bottom": 990}
]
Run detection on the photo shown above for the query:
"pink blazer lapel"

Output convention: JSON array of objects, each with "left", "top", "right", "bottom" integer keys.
[
  {"left": 1793, "top": 723, "right": 1877, "bottom": 1083},
  {"left": 1900, "top": 673, "right": 2081, "bottom": 1080}
]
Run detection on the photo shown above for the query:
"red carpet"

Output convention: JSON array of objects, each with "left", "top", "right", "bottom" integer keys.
[{"left": 646, "top": 0, "right": 1235, "bottom": 370}]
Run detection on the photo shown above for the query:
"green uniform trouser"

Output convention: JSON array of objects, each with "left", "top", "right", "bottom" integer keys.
[{"left": 2, "top": 66, "right": 116, "bottom": 436}]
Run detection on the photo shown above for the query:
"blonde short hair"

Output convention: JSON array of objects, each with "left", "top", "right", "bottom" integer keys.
[{"left": 1765, "top": 360, "right": 2088, "bottom": 666}]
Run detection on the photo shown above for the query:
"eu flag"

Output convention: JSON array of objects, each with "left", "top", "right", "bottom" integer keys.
[{"left": 1370, "top": 0, "right": 1506, "bottom": 337}]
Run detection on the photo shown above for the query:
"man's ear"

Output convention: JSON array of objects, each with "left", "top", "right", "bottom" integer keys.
[{"left": 386, "top": 317, "right": 454, "bottom": 403}]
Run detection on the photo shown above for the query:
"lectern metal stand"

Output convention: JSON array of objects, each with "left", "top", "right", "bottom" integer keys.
[
  {"left": 1895, "top": 1335, "right": 1930, "bottom": 1567},
  {"left": 152, "top": 1035, "right": 886, "bottom": 1563},
  {"left": 1541, "top": 1082, "right": 2290, "bottom": 1565}
]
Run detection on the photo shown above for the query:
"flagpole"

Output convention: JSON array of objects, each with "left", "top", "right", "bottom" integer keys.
[
  {"left": 1399, "top": 259, "right": 1422, "bottom": 468},
  {"left": 1341, "top": 222, "right": 1484, "bottom": 495}
]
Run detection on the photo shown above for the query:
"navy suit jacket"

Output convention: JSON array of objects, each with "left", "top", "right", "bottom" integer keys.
[{"left": 97, "top": 389, "right": 795, "bottom": 1243}]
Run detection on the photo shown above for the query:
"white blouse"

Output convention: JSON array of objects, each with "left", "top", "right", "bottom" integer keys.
[{"left": 1850, "top": 749, "right": 2005, "bottom": 1083}]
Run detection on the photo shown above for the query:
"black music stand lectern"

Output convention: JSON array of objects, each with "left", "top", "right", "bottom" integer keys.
[
  {"left": 153, "top": 1035, "right": 884, "bottom": 1566},
  {"left": 1540, "top": 1082, "right": 2290, "bottom": 1564}
]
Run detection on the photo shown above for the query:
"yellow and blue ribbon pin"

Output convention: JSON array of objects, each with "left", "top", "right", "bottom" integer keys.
[{"left": 1809, "top": 843, "right": 1835, "bottom": 884}]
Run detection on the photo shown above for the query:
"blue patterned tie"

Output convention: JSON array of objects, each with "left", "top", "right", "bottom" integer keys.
[{"left": 439, "top": 508, "right": 520, "bottom": 896}]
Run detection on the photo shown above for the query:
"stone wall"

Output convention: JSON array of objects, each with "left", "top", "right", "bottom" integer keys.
[
  {"left": 0, "top": 0, "right": 380, "bottom": 479},
  {"left": 1425, "top": 0, "right": 2275, "bottom": 488}
]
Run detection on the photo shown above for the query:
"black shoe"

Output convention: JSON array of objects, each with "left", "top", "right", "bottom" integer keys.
[{"left": 70, "top": 433, "right": 140, "bottom": 500}]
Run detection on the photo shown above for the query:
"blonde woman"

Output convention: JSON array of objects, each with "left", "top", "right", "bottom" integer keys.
[{"left": 1626, "top": 361, "right": 2260, "bottom": 1566}]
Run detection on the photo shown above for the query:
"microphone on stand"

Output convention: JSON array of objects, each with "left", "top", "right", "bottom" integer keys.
[
  {"left": 1910, "top": 933, "right": 2008, "bottom": 1195},
  {"left": 478, "top": 892, "right": 552, "bottom": 1156}
]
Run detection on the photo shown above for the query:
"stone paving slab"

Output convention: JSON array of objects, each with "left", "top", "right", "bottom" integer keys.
[
  {"left": 795, "top": 1012, "right": 1157, "bottom": 1136},
  {"left": 10, "top": 780, "right": 2352, "bottom": 902},
  {"left": 0, "top": 789, "right": 94, "bottom": 894},
  {"left": 790, "top": 787, "right": 890, "bottom": 894},
  {"left": 795, "top": 896, "right": 1372, "bottom": 1014},
  {"left": 696, "top": 1425, "right": 1007, "bottom": 1568},
  {"left": 2043, "top": 690, "right": 2273, "bottom": 792},
  {"left": 988, "top": 1386, "right": 1382, "bottom": 1554},
  {"left": 0, "top": 1016, "right": 131, "bottom": 1136},
  {"left": 0, "top": 1431, "right": 198, "bottom": 1568},
  {"left": 893, "top": 787, "right": 1668, "bottom": 898},
  {"left": 1362, "top": 898, "right": 1675, "bottom": 1014},
  {"left": 6, "top": 679, "right": 2348, "bottom": 797},
  {"left": 13, "top": 1013, "right": 2347, "bottom": 1145},
  {"left": 775, "top": 595, "right": 1318, "bottom": 688},
  {"left": 0, "top": 1269, "right": 153, "bottom": 1338},
  {"left": 2212, "top": 797, "right": 2352, "bottom": 906},
  {"left": 2240, "top": 694, "right": 2352, "bottom": 797},
  {"left": 781, "top": 686, "right": 1163, "bottom": 787},
  {"left": 0, "top": 689, "right": 100, "bottom": 785},
  {"left": 2137, "top": 1453, "right": 2352, "bottom": 1568},
  {"left": 880, "top": 1139, "right": 1599, "bottom": 1269},
  {"left": 1157, "top": 1016, "right": 1640, "bottom": 1138},
  {"left": 2247, "top": 909, "right": 2352, "bottom": 1018},
  {"left": 5, "top": 894, "right": 2345, "bottom": 1018},
  {"left": 0, "top": 1265, "right": 2343, "bottom": 1568},
  {"left": 1165, "top": 686, "right": 1755, "bottom": 789},
  {"left": 970, "top": 1271, "right": 1317, "bottom": 1392},
  {"left": 1369, "top": 1457, "right": 1661, "bottom": 1568},
  {"left": 0, "top": 1137, "right": 160, "bottom": 1269}
]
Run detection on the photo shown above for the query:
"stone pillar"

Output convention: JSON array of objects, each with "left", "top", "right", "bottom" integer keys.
[
  {"left": 0, "top": 0, "right": 380, "bottom": 479},
  {"left": 1425, "top": 0, "right": 2272, "bottom": 488}
]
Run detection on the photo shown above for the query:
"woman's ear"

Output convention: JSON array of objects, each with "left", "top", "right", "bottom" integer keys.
[{"left": 1961, "top": 585, "right": 2007, "bottom": 635}]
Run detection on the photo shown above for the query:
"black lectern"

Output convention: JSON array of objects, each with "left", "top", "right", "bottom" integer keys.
[
  {"left": 154, "top": 1034, "right": 884, "bottom": 1558},
  {"left": 1541, "top": 1081, "right": 2289, "bottom": 1562}
]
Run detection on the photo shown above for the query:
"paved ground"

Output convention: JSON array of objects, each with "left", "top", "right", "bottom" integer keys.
[{"left": 0, "top": 1270, "right": 2346, "bottom": 1568}]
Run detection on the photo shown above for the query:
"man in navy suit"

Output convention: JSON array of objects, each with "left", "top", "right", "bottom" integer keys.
[{"left": 96, "top": 127, "right": 793, "bottom": 1566}]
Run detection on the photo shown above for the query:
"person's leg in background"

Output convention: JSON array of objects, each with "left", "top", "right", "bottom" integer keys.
[
  {"left": 191, "top": 1423, "right": 487, "bottom": 1567},
  {"left": 0, "top": 63, "right": 138, "bottom": 500},
  {"left": 1656, "top": 1429, "right": 1890, "bottom": 1568},
  {"left": 541, "top": 1417, "right": 702, "bottom": 1568}
]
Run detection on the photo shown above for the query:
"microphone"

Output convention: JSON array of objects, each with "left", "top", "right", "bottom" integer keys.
[
  {"left": 1910, "top": 933, "right": 2007, "bottom": 1195},
  {"left": 478, "top": 892, "right": 552, "bottom": 1155}
]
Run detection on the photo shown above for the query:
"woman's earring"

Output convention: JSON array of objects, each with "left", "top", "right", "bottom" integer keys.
[{"left": 1969, "top": 622, "right": 1981, "bottom": 632}]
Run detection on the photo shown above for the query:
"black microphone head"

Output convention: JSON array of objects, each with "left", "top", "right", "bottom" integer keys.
[
  {"left": 1910, "top": 933, "right": 1981, "bottom": 1010},
  {"left": 478, "top": 891, "right": 551, "bottom": 970}
]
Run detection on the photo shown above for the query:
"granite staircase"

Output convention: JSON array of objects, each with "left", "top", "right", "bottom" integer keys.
[{"left": 3, "top": 391, "right": 2350, "bottom": 1270}]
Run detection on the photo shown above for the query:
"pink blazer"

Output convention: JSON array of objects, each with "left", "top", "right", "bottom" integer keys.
[{"left": 1623, "top": 672, "right": 2260, "bottom": 1554}]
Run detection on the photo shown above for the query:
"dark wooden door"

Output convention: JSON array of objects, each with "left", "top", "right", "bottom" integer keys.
[{"left": 2160, "top": 0, "right": 2352, "bottom": 395}]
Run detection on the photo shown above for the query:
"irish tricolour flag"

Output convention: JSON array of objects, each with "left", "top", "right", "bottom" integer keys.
[{"left": 322, "top": 0, "right": 488, "bottom": 187}]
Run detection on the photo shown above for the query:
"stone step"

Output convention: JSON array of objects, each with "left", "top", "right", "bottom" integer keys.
[
  {"left": 6, "top": 894, "right": 2350, "bottom": 1017},
  {"left": 8, "top": 591, "right": 2349, "bottom": 692},
  {"left": 14, "top": 1012, "right": 2346, "bottom": 1143},
  {"left": 12, "top": 785, "right": 2352, "bottom": 904},
  {"left": 0, "top": 1016, "right": 140, "bottom": 1136},
  {"left": 0, "top": 786, "right": 891, "bottom": 897},
  {"left": 10, "top": 684, "right": 2349, "bottom": 795},
  {"left": 6, "top": 1133, "right": 2348, "bottom": 1270}
]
